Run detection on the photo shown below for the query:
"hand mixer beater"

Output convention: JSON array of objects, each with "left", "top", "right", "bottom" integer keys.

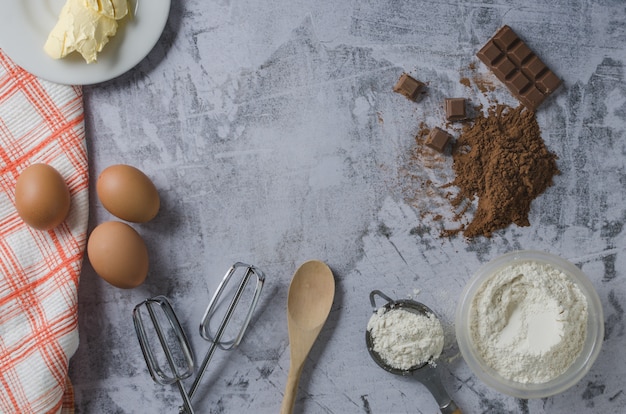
[{"left": 133, "top": 262, "right": 265, "bottom": 414}]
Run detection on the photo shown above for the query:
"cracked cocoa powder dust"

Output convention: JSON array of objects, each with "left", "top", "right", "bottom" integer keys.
[
  {"left": 447, "top": 104, "right": 559, "bottom": 238},
  {"left": 397, "top": 105, "right": 560, "bottom": 239},
  {"left": 396, "top": 67, "right": 559, "bottom": 239}
]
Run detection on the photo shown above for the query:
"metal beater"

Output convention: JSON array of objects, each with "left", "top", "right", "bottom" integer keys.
[
  {"left": 133, "top": 262, "right": 265, "bottom": 414},
  {"left": 133, "top": 295, "right": 196, "bottom": 413}
]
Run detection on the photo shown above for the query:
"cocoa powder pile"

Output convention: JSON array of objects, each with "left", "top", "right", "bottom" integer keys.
[{"left": 449, "top": 104, "right": 559, "bottom": 238}]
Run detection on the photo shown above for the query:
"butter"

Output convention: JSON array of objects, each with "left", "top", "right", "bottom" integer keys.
[
  {"left": 44, "top": 0, "right": 128, "bottom": 64},
  {"left": 85, "top": 0, "right": 128, "bottom": 20}
]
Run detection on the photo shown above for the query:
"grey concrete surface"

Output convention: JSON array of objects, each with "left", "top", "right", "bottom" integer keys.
[{"left": 70, "top": 0, "right": 626, "bottom": 412}]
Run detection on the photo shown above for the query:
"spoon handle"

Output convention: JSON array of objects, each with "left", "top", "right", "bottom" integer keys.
[
  {"left": 416, "top": 366, "right": 461, "bottom": 414},
  {"left": 441, "top": 402, "right": 462, "bottom": 414},
  {"left": 280, "top": 364, "right": 303, "bottom": 414}
]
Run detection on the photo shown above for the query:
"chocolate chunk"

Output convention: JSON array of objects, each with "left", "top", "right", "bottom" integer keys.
[
  {"left": 393, "top": 73, "right": 425, "bottom": 101},
  {"left": 477, "top": 25, "right": 562, "bottom": 111},
  {"left": 445, "top": 98, "right": 467, "bottom": 121},
  {"left": 426, "top": 127, "right": 453, "bottom": 153}
]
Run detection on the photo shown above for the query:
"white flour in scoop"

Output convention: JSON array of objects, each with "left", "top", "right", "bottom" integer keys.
[
  {"left": 469, "top": 260, "right": 588, "bottom": 383},
  {"left": 367, "top": 306, "right": 444, "bottom": 370}
]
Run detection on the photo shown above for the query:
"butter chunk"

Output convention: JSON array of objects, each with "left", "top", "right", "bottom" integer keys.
[
  {"left": 44, "top": 0, "right": 118, "bottom": 64},
  {"left": 85, "top": 0, "right": 128, "bottom": 20}
]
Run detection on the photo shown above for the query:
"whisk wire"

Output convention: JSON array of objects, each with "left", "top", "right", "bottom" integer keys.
[
  {"left": 133, "top": 296, "right": 196, "bottom": 414},
  {"left": 200, "top": 262, "right": 265, "bottom": 349},
  {"left": 187, "top": 263, "right": 265, "bottom": 402}
]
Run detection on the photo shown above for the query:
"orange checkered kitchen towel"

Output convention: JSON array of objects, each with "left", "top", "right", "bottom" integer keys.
[{"left": 0, "top": 49, "right": 88, "bottom": 413}]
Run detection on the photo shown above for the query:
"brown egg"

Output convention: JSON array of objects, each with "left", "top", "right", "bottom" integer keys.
[
  {"left": 87, "top": 221, "right": 149, "bottom": 289},
  {"left": 96, "top": 164, "right": 160, "bottom": 223},
  {"left": 15, "top": 163, "right": 71, "bottom": 230}
]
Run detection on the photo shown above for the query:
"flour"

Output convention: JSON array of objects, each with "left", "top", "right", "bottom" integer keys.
[
  {"left": 367, "top": 306, "right": 444, "bottom": 370},
  {"left": 469, "top": 260, "right": 588, "bottom": 383}
]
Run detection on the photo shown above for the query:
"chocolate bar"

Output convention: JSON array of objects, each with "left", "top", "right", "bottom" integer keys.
[
  {"left": 426, "top": 127, "right": 453, "bottom": 153},
  {"left": 445, "top": 98, "right": 467, "bottom": 121},
  {"left": 393, "top": 73, "right": 425, "bottom": 101},
  {"left": 477, "top": 26, "right": 562, "bottom": 111}
]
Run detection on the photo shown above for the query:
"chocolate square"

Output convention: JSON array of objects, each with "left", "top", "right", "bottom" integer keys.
[
  {"left": 508, "top": 41, "right": 533, "bottom": 66},
  {"left": 426, "top": 127, "right": 453, "bottom": 153},
  {"left": 477, "top": 42, "right": 504, "bottom": 65},
  {"left": 536, "top": 71, "right": 562, "bottom": 94},
  {"left": 493, "top": 26, "right": 519, "bottom": 50},
  {"left": 518, "top": 87, "right": 545, "bottom": 111},
  {"left": 506, "top": 71, "right": 531, "bottom": 94},
  {"left": 393, "top": 73, "right": 425, "bottom": 101},
  {"left": 492, "top": 56, "right": 516, "bottom": 80},
  {"left": 521, "top": 55, "right": 547, "bottom": 80},
  {"left": 445, "top": 98, "right": 467, "bottom": 121}
]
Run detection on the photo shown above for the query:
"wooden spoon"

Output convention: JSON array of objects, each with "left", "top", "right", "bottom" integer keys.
[{"left": 280, "top": 260, "right": 335, "bottom": 414}]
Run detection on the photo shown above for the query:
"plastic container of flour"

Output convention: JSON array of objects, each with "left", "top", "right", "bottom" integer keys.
[{"left": 455, "top": 250, "right": 604, "bottom": 399}]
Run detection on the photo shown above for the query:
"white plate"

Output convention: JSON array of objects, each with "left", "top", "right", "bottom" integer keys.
[{"left": 0, "top": 0, "right": 170, "bottom": 85}]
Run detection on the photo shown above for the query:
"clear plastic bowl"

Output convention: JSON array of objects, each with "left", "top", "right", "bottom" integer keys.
[{"left": 455, "top": 250, "right": 604, "bottom": 399}]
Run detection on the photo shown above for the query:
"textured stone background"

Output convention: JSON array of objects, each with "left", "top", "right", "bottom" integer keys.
[{"left": 70, "top": 0, "right": 626, "bottom": 412}]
